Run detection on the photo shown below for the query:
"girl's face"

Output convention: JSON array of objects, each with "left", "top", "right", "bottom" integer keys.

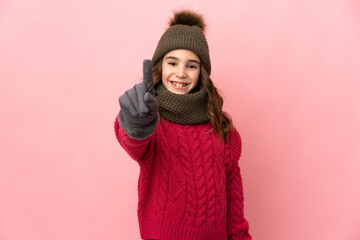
[{"left": 161, "top": 49, "right": 200, "bottom": 94}]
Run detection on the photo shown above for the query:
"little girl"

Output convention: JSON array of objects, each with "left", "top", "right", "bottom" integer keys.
[{"left": 114, "top": 10, "right": 252, "bottom": 240}]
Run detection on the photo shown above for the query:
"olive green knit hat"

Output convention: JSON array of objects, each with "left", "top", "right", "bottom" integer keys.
[{"left": 151, "top": 10, "right": 211, "bottom": 74}]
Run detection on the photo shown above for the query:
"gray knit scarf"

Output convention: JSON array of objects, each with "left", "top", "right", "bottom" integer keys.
[{"left": 155, "top": 82, "right": 209, "bottom": 125}]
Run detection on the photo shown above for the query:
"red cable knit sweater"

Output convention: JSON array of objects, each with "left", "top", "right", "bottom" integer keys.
[{"left": 114, "top": 116, "right": 252, "bottom": 240}]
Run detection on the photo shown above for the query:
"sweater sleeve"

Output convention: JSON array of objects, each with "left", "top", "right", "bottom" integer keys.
[
  {"left": 226, "top": 129, "right": 252, "bottom": 240},
  {"left": 114, "top": 114, "right": 155, "bottom": 163}
]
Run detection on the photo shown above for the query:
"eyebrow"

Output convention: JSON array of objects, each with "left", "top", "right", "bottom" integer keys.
[{"left": 165, "top": 56, "right": 200, "bottom": 64}]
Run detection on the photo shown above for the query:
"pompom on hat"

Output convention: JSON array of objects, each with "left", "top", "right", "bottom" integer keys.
[{"left": 151, "top": 10, "right": 211, "bottom": 74}]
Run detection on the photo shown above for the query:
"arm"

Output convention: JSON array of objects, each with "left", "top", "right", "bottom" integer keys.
[
  {"left": 226, "top": 129, "right": 252, "bottom": 240},
  {"left": 114, "top": 115, "right": 155, "bottom": 162}
]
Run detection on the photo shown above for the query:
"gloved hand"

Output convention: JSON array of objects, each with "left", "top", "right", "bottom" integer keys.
[{"left": 118, "top": 59, "right": 159, "bottom": 139}]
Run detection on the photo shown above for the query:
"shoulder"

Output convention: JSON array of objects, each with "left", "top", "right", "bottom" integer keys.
[
  {"left": 225, "top": 120, "right": 241, "bottom": 144},
  {"left": 229, "top": 125, "right": 242, "bottom": 159},
  {"left": 230, "top": 125, "right": 241, "bottom": 142}
]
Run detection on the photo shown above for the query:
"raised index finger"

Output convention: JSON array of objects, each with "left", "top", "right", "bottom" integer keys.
[{"left": 143, "top": 59, "right": 155, "bottom": 96}]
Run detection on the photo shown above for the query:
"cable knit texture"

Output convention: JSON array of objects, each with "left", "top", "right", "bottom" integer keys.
[{"left": 114, "top": 117, "right": 252, "bottom": 240}]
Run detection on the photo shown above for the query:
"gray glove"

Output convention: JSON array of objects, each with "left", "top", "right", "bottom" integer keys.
[{"left": 118, "top": 59, "right": 159, "bottom": 139}]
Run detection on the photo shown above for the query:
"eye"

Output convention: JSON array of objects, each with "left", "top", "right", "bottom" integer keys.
[
  {"left": 188, "top": 64, "right": 198, "bottom": 69},
  {"left": 168, "top": 62, "right": 176, "bottom": 66}
]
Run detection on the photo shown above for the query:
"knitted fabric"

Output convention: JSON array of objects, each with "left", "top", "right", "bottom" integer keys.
[
  {"left": 155, "top": 82, "right": 209, "bottom": 125},
  {"left": 114, "top": 117, "right": 252, "bottom": 240},
  {"left": 152, "top": 24, "right": 211, "bottom": 74}
]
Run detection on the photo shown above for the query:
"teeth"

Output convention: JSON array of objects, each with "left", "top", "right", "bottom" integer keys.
[{"left": 172, "top": 82, "right": 187, "bottom": 87}]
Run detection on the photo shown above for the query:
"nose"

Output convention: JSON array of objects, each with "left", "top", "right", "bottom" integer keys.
[{"left": 176, "top": 67, "right": 187, "bottom": 78}]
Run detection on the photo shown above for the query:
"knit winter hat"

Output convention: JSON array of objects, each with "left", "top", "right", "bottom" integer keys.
[{"left": 152, "top": 10, "right": 211, "bottom": 74}]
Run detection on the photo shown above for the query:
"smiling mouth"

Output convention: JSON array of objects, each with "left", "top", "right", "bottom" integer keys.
[{"left": 170, "top": 81, "right": 189, "bottom": 88}]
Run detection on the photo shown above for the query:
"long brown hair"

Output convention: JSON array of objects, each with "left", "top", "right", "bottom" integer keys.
[{"left": 152, "top": 58, "right": 233, "bottom": 143}]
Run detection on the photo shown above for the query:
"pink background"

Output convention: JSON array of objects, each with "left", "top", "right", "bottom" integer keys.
[{"left": 1, "top": 0, "right": 360, "bottom": 239}]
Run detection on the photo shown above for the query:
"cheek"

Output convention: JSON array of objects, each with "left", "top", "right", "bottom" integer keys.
[
  {"left": 161, "top": 65, "right": 170, "bottom": 80},
  {"left": 192, "top": 71, "right": 200, "bottom": 84},
  {"left": 161, "top": 67, "right": 170, "bottom": 87}
]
